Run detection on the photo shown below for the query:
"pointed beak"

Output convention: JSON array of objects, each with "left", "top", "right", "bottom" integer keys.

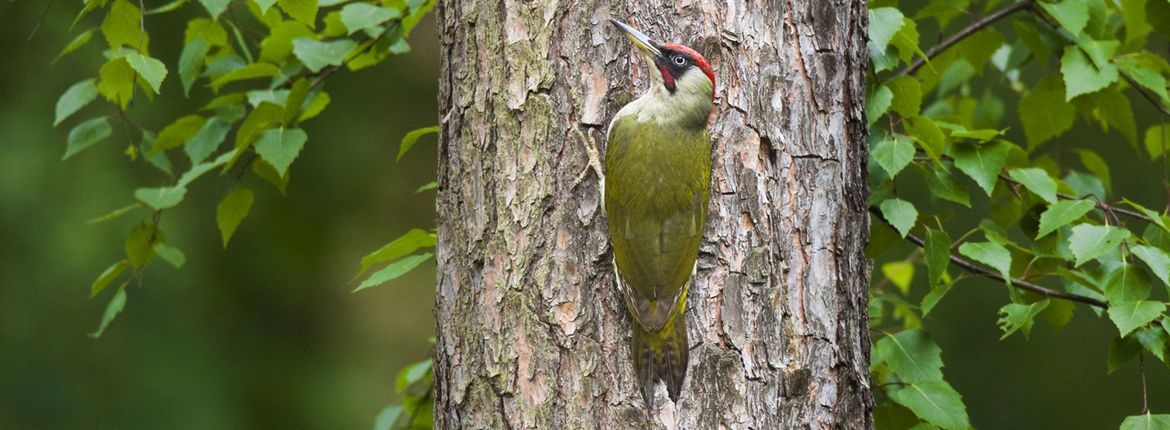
[{"left": 610, "top": 18, "right": 662, "bottom": 59}]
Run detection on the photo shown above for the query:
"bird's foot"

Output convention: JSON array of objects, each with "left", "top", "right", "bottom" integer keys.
[{"left": 573, "top": 127, "right": 605, "bottom": 190}]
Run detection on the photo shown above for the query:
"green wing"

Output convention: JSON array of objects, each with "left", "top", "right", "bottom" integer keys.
[{"left": 605, "top": 115, "right": 711, "bottom": 330}]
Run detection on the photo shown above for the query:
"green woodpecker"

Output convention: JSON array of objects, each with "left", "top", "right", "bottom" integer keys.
[{"left": 605, "top": 18, "right": 715, "bottom": 409}]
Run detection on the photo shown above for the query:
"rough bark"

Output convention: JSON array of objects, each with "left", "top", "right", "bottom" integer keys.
[{"left": 434, "top": 1, "right": 872, "bottom": 428}]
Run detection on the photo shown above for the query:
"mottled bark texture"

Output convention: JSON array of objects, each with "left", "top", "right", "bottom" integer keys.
[{"left": 434, "top": 1, "right": 872, "bottom": 428}]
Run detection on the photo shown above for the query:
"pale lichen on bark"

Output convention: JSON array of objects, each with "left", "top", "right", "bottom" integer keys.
[{"left": 435, "top": 0, "right": 872, "bottom": 428}]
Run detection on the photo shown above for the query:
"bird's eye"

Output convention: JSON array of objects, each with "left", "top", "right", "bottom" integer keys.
[{"left": 672, "top": 55, "right": 687, "bottom": 66}]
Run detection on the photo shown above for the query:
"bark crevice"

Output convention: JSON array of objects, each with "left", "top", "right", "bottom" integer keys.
[{"left": 436, "top": 1, "right": 873, "bottom": 428}]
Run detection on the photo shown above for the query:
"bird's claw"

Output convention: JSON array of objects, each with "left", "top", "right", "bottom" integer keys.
[{"left": 573, "top": 127, "right": 605, "bottom": 190}]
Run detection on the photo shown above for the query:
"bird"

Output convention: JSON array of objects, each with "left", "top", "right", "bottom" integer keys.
[{"left": 604, "top": 17, "right": 715, "bottom": 410}]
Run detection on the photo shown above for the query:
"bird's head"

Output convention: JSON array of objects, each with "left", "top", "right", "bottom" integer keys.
[{"left": 610, "top": 18, "right": 715, "bottom": 105}]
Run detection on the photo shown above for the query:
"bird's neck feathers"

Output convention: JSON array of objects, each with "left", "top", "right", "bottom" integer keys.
[{"left": 614, "top": 66, "right": 714, "bottom": 131}]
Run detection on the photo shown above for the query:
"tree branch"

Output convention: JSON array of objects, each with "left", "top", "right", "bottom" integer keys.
[
  {"left": 998, "top": 173, "right": 1157, "bottom": 223},
  {"left": 1121, "top": 72, "right": 1170, "bottom": 119},
  {"left": 898, "top": 1, "right": 1034, "bottom": 77},
  {"left": 901, "top": 231, "right": 1110, "bottom": 308}
]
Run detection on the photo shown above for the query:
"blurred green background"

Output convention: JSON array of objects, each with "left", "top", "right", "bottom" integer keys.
[
  {"left": 0, "top": 1, "right": 439, "bottom": 428},
  {"left": 1, "top": 1, "right": 1168, "bottom": 429}
]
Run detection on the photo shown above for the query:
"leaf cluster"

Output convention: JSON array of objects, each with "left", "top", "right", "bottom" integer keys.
[{"left": 868, "top": 0, "right": 1170, "bottom": 428}]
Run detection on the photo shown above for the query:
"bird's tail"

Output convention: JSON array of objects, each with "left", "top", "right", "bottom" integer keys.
[{"left": 631, "top": 309, "right": 689, "bottom": 410}]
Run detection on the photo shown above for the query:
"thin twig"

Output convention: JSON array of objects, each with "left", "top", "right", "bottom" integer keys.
[
  {"left": 899, "top": 1, "right": 1035, "bottom": 77},
  {"left": 1121, "top": 73, "right": 1170, "bottom": 119},
  {"left": 999, "top": 172, "right": 1156, "bottom": 223},
  {"left": 1140, "top": 352, "right": 1149, "bottom": 414},
  {"left": 902, "top": 231, "right": 1110, "bottom": 308},
  {"left": 27, "top": 0, "right": 57, "bottom": 40}
]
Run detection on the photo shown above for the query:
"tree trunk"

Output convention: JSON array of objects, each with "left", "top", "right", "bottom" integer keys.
[{"left": 434, "top": 1, "right": 872, "bottom": 428}]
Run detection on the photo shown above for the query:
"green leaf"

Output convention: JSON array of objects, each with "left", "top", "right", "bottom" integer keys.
[
  {"left": 124, "top": 53, "right": 167, "bottom": 94},
  {"left": 89, "top": 287, "right": 127, "bottom": 338},
  {"left": 1036, "top": 200, "right": 1095, "bottom": 239},
  {"left": 997, "top": 300, "right": 1050, "bottom": 339},
  {"left": 948, "top": 141, "right": 1010, "bottom": 196},
  {"left": 920, "top": 164, "right": 970, "bottom": 207},
  {"left": 398, "top": 126, "right": 439, "bottom": 161},
  {"left": 299, "top": 91, "right": 331, "bottom": 122},
  {"left": 880, "top": 198, "right": 917, "bottom": 238},
  {"left": 278, "top": 0, "right": 319, "bottom": 27},
  {"left": 374, "top": 405, "right": 403, "bottom": 430},
  {"left": 889, "top": 18, "right": 924, "bottom": 65},
  {"left": 340, "top": 2, "right": 401, "bottom": 35},
  {"left": 226, "top": 102, "right": 285, "bottom": 172},
  {"left": 1120, "top": 413, "right": 1170, "bottom": 430},
  {"left": 54, "top": 29, "right": 94, "bottom": 63},
  {"left": 55, "top": 79, "right": 98, "bottom": 126},
  {"left": 185, "top": 18, "right": 228, "bottom": 47},
  {"left": 134, "top": 186, "right": 187, "bottom": 210},
  {"left": 868, "top": 8, "right": 905, "bottom": 52},
  {"left": 1107, "top": 301, "right": 1165, "bottom": 337},
  {"left": 1076, "top": 150, "right": 1111, "bottom": 194},
  {"left": 153, "top": 115, "right": 207, "bottom": 153},
  {"left": 252, "top": 159, "right": 290, "bottom": 194},
  {"left": 64, "top": 117, "right": 113, "bottom": 160},
  {"left": 146, "top": 0, "right": 187, "bottom": 14},
  {"left": 358, "top": 229, "right": 437, "bottom": 277},
  {"left": 253, "top": 127, "right": 308, "bottom": 176},
  {"left": 87, "top": 203, "right": 142, "bottom": 224},
  {"left": 153, "top": 242, "right": 186, "bottom": 268},
  {"left": 1135, "top": 326, "right": 1169, "bottom": 363},
  {"left": 924, "top": 228, "right": 951, "bottom": 286},
  {"left": 950, "top": 128, "right": 1002, "bottom": 141},
  {"left": 293, "top": 37, "right": 358, "bottom": 73},
  {"left": 254, "top": 0, "right": 278, "bottom": 13},
  {"left": 1132, "top": 245, "right": 1170, "bottom": 289},
  {"left": 1121, "top": 0, "right": 1154, "bottom": 51},
  {"left": 1038, "top": 0, "right": 1089, "bottom": 36},
  {"left": 1145, "top": 125, "right": 1170, "bottom": 160},
  {"left": 101, "top": 0, "right": 142, "bottom": 49},
  {"left": 882, "top": 262, "right": 914, "bottom": 294},
  {"left": 198, "top": 0, "right": 231, "bottom": 18},
  {"left": 1019, "top": 74, "right": 1075, "bottom": 149},
  {"left": 217, "top": 188, "right": 255, "bottom": 248},
  {"left": 210, "top": 63, "right": 281, "bottom": 92},
  {"left": 97, "top": 57, "right": 136, "bottom": 109},
  {"left": 1039, "top": 298, "right": 1075, "bottom": 331},
  {"left": 872, "top": 138, "right": 915, "bottom": 178},
  {"left": 1120, "top": 60, "right": 1170, "bottom": 104},
  {"left": 1123, "top": 199, "right": 1168, "bottom": 231},
  {"left": 889, "top": 380, "right": 969, "bottom": 430},
  {"left": 415, "top": 181, "right": 437, "bottom": 193},
  {"left": 178, "top": 151, "right": 233, "bottom": 188},
  {"left": 185, "top": 117, "right": 232, "bottom": 164},
  {"left": 1105, "top": 264, "right": 1153, "bottom": 304},
  {"left": 125, "top": 222, "right": 158, "bottom": 268},
  {"left": 1075, "top": 88, "right": 1138, "bottom": 150},
  {"left": 1109, "top": 335, "right": 1142, "bottom": 373},
  {"left": 1068, "top": 224, "right": 1131, "bottom": 266},
  {"left": 958, "top": 241, "right": 1011, "bottom": 280},
  {"left": 179, "top": 36, "right": 210, "bottom": 97},
  {"left": 395, "top": 359, "right": 432, "bottom": 393},
  {"left": 283, "top": 79, "right": 311, "bottom": 124},
  {"left": 260, "top": 21, "right": 315, "bottom": 65},
  {"left": 355, "top": 253, "right": 434, "bottom": 292},
  {"left": 867, "top": 85, "right": 892, "bottom": 124},
  {"left": 1060, "top": 45, "right": 1118, "bottom": 100},
  {"left": 1008, "top": 168, "right": 1057, "bottom": 204},
  {"left": 887, "top": 76, "right": 922, "bottom": 117},
  {"left": 91, "top": 260, "right": 129, "bottom": 298},
  {"left": 904, "top": 117, "right": 945, "bottom": 166},
  {"left": 874, "top": 329, "right": 943, "bottom": 383}
]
